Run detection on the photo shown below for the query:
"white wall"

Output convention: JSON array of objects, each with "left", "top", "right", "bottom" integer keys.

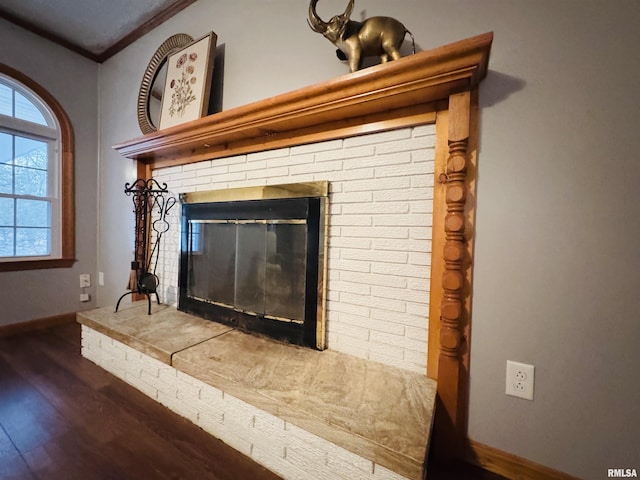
[
  {"left": 96, "top": 1, "right": 640, "bottom": 479},
  {"left": 0, "top": 18, "right": 99, "bottom": 325}
]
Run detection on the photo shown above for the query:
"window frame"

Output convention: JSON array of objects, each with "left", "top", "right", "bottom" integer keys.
[{"left": 0, "top": 64, "right": 75, "bottom": 272}]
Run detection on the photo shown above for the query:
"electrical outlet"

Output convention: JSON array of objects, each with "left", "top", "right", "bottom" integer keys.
[
  {"left": 80, "top": 274, "right": 91, "bottom": 288},
  {"left": 80, "top": 293, "right": 90, "bottom": 302},
  {"left": 506, "top": 360, "right": 535, "bottom": 401},
  {"left": 98, "top": 272, "right": 105, "bottom": 286}
]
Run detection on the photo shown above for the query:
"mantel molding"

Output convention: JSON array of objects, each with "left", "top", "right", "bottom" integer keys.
[{"left": 114, "top": 32, "right": 493, "bottom": 170}]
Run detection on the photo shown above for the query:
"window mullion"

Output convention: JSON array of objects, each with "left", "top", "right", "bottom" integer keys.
[
  {"left": 0, "top": 118, "right": 57, "bottom": 141},
  {"left": 12, "top": 197, "right": 16, "bottom": 256},
  {"left": 48, "top": 139, "right": 60, "bottom": 256}
]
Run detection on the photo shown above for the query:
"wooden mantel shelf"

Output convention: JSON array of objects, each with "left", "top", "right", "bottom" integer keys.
[{"left": 114, "top": 32, "right": 493, "bottom": 170}]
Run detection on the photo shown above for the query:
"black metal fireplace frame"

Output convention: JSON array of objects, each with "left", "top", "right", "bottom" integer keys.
[{"left": 178, "top": 196, "right": 322, "bottom": 349}]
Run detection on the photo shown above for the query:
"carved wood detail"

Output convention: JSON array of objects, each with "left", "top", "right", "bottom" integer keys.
[
  {"left": 429, "top": 91, "right": 474, "bottom": 461},
  {"left": 114, "top": 33, "right": 493, "bottom": 459},
  {"left": 441, "top": 89, "right": 470, "bottom": 363}
]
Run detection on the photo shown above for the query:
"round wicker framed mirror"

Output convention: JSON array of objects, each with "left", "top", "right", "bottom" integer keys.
[{"left": 137, "top": 33, "right": 194, "bottom": 134}]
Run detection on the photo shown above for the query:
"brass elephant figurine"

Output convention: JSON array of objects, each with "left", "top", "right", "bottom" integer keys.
[{"left": 308, "top": 0, "right": 415, "bottom": 72}]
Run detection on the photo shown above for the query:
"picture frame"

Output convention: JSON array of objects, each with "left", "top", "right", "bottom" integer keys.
[{"left": 159, "top": 31, "right": 217, "bottom": 130}]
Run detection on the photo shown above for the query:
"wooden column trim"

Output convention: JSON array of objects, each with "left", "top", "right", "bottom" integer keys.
[
  {"left": 431, "top": 91, "right": 472, "bottom": 460},
  {"left": 427, "top": 110, "right": 448, "bottom": 379}
]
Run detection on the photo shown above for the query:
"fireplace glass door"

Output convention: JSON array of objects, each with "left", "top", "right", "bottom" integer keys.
[
  {"left": 187, "top": 219, "right": 307, "bottom": 322},
  {"left": 179, "top": 197, "right": 321, "bottom": 348}
]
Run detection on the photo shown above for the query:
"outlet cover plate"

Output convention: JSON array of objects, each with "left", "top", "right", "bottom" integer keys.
[
  {"left": 80, "top": 273, "right": 91, "bottom": 288},
  {"left": 506, "top": 360, "right": 535, "bottom": 401}
]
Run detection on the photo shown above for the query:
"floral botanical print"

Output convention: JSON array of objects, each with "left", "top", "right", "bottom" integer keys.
[
  {"left": 168, "top": 52, "right": 198, "bottom": 117},
  {"left": 159, "top": 32, "right": 216, "bottom": 130}
]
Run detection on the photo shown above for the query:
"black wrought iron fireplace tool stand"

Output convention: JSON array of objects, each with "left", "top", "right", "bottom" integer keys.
[{"left": 115, "top": 178, "right": 176, "bottom": 315}]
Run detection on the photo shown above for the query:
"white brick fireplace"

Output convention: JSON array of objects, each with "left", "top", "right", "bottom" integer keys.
[
  {"left": 153, "top": 124, "right": 435, "bottom": 375},
  {"left": 78, "top": 125, "right": 438, "bottom": 480},
  {"left": 98, "top": 32, "right": 493, "bottom": 479}
]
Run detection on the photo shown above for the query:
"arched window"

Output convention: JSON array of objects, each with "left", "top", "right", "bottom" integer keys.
[{"left": 0, "top": 64, "right": 74, "bottom": 271}]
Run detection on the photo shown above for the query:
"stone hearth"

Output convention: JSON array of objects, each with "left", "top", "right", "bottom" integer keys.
[{"left": 77, "top": 303, "right": 436, "bottom": 480}]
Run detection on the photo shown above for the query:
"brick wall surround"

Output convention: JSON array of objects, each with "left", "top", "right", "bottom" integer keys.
[{"left": 152, "top": 125, "right": 436, "bottom": 374}]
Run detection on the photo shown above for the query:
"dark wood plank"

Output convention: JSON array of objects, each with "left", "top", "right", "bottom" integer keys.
[
  {"left": 429, "top": 461, "right": 510, "bottom": 480},
  {"left": 46, "top": 320, "right": 82, "bottom": 349},
  {"left": 99, "top": 381, "right": 281, "bottom": 480},
  {"left": 0, "top": 336, "right": 135, "bottom": 446},
  {"left": 21, "top": 324, "right": 112, "bottom": 390},
  {"left": 0, "top": 324, "right": 281, "bottom": 480},
  {"left": 0, "top": 356, "right": 71, "bottom": 454},
  {"left": 22, "top": 428, "right": 130, "bottom": 480},
  {"left": 0, "top": 424, "right": 35, "bottom": 480},
  {"left": 0, "top": 312, "right": 75, "bottom": 338}
]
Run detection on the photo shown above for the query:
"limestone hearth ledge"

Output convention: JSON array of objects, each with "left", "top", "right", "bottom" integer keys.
[{"left": 77, "top": 303, "right": 436, "bottom": 479}]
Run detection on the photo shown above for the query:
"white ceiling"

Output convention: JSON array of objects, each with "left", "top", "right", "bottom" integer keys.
[{"left": 0, "top": 0, "right": 195, "bottom": 62}]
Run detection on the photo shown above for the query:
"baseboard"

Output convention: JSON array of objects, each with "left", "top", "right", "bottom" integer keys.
[
  {"left": 465, "top": 439, "right": 582, "bottom": 480},
  {"left": 0, "top": 312, "right": 77, "bottom": 337}
]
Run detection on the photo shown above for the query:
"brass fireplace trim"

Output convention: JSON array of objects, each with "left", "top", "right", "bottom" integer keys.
[{"left": 180, "top": 180, "right": 328, "bottom": 204}]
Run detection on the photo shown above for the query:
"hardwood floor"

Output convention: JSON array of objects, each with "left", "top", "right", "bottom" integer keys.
[{"left": 0, "top": 322, "right": 507, "bottom": 480}]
